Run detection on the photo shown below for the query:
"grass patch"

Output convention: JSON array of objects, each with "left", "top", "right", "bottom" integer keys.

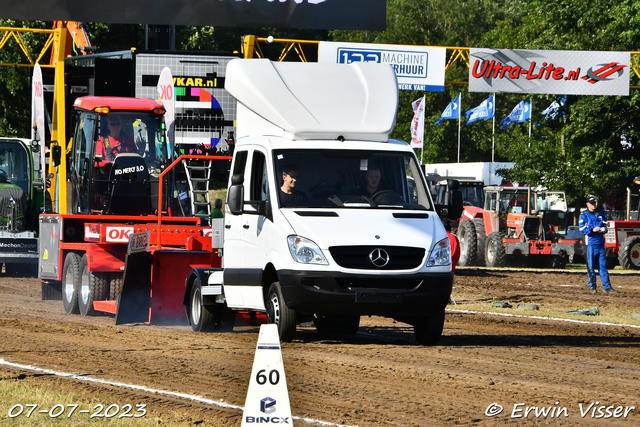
[
  {"left": 0, "top": 375, "right": 205, "bottom": 426},
  {"left": 448, "top": 301, "right": 640, "bottom": 326}
]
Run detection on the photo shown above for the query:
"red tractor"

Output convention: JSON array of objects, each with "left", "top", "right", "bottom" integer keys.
[{"left": 456, "top": 186, "right": 577, "bottom": 268}]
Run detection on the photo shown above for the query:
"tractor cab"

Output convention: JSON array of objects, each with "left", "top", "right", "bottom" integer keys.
[
  {"left": 0, "top": 139, "right": 36, "bottom": 231},
  {"left": 531, "top": 190, "right": 574, "bottom": 237},
  {"left": 484, "top": 186, "right": 534, "bottom": 239},
  {"left": 69, "top": 97, "right": 169, "bottom": 215}
]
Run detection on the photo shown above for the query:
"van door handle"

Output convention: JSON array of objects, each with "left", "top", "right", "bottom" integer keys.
[
  {"left": 225, "top": 224, "right": 231, "bottom": 229},
  {"left": 243, "top": 224, "right": 250, "bottom": 229}
]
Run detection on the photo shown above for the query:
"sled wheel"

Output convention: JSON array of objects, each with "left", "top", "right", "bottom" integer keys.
[
  {"left": 78, "top": 255, "right": 109, "bottom": 316},
  {"left": 62, "top": 252, "right": 82, "bottom": 315}
]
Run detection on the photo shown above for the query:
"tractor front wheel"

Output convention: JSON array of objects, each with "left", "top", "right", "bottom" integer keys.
[{"left": 485, "top": 232, "right": 507, "bottom": 268}]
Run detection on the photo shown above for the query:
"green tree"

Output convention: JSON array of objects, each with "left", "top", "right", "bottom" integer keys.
[
  {"left": 331, "top": 0, "right": 530, "bottom": 164},
  {"left": 0, "top": 20, "right": 49, "bottom": 137},
  {"left": 486, "top": 0, "right": 640, "bottom": 205}
]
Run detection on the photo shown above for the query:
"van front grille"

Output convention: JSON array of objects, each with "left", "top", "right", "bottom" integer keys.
[{"left": 329, "top": 246, "right": 425, "bottom": 270}]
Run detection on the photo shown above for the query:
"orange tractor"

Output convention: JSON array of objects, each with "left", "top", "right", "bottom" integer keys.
[{"left": 456, "top": 186, "right": 577, "bottom": 268}]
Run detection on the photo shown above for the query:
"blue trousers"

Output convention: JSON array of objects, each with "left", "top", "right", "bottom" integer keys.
[{"left": 586, "top": 244, "right": 611, "bottom": 290}]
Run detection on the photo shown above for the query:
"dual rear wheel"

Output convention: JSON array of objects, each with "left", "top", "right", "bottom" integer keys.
[{"left": 61, "top": 252, "right": 120, "bottom": 316}]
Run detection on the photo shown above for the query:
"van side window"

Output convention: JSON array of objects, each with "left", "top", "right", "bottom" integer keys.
[
  {"left": 250, "top": 151, "right": 268, "bottom": 202},
  {"left": 232, "top": 150, "right": 248, "bottom": 176}
]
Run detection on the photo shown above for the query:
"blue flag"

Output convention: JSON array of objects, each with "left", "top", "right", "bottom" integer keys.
[
  {"left": 542, "top": 95, "right": 566, "bottom": 120},
  {"left": 466, "top": 95, "right": 494, "bottom": 125},
  {"left": 501, "top": 100, "right": 531, "bottom": 129},
  {"left": 435, "top": 94, "right": 460, "bottom": 125}
]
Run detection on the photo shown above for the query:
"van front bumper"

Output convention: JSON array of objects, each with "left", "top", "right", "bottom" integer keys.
[{"left": 277, "top": 269, "right": 453, "bottom": 316}]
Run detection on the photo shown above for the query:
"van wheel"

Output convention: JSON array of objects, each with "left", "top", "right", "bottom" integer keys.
[
  {"left": 485, "top": 232, "right": 507, "bottom": 267},
  {"left": 456, "top": 219, "right": 477, "bottom": 266},
  {"left": 413, "top": 310, "right": 445, "bottom": 346},
  {"left": 266, "top": 282, "right": 296, "bottom": 342},
  {"left": 62, "top": 253, "right": 82, "bottom": 314},
  {"left": 78, "top": 255, "right": 109, "bottom": 316},
  {"left": 189, "top": 278, "right": 236, "bottom": 332},
  {"left": 313, "top": 314, "right": 360, "bottom": 335}
]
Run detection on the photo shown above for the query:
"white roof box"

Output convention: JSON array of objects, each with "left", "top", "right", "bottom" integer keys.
[{"left": 225, "top": 59, "right": 398, "bottom": 142}]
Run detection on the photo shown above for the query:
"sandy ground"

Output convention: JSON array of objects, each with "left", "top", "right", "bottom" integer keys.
[{"left": 1, "top": 268, "right": 639, "bottom": 426}]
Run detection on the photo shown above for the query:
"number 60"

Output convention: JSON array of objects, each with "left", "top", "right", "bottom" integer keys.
[{"left": 256, "top": 369, "right": 280, "bottom": 385}]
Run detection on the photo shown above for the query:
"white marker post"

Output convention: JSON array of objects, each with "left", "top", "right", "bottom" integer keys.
[{"left": 241, "top": 324, "right": 293, "bottom": 426}]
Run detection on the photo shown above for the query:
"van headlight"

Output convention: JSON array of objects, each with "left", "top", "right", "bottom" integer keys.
[
  {"left": 427, "top": 238, "right": 451, "bottom": 267},
  {"left": 287, "top": 235, "right": 329, "bottom": 265}
]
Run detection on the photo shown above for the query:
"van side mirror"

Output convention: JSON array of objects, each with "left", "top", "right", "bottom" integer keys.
[{"left": 227, "top": 174, "right": 244, "bottom": 215}]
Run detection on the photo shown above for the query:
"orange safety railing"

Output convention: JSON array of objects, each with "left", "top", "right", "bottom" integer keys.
[{"left": 156, "top": 154, "right": 232, "bottom": 249}]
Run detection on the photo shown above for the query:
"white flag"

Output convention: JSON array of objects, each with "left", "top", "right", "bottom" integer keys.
[
  {"left": 32, "top": 64, "right": 46, "bottom": 179},
  {"left": 410, "top": 95, "right": 425, "bottom": 149},
  {"left": 157, "top": 67, "right": 175, "bottom": 159}
]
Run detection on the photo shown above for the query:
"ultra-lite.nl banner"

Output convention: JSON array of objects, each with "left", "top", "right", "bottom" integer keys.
[{"left": 469, "top": 48, "right": 630, "bottom": 96}]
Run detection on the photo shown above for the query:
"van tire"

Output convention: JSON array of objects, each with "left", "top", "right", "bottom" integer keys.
[
  {"left": 266, "top": 282, "right": 296, "bottom": 342},
  {"left": 62, "top": 252, "right": 82, "bottom": 315},
  {"left": 456, "top": 219, "right": 477, "bottom": 266},
  {"left": 413, "top": 310, "right": 445, "bottom": 346},
  {"left": 313, "top": 314, "right": 360, "bottom": 335},
  {"left": 78, "top": 255, "right": 109, "bottom": 316}
]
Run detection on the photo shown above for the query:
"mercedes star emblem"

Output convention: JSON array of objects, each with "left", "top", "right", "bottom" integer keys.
[{"left": 369, "top": 248, "right": 390, "bottom": 267}]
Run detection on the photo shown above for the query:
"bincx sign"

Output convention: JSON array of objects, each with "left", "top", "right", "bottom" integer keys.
[{"left": 318, "top": 41, "right": 446, "bottom": 92}]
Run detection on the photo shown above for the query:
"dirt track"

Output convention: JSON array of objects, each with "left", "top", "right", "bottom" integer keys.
[{"left": 1, "top": 268, "right": 640, "bottom": 426}]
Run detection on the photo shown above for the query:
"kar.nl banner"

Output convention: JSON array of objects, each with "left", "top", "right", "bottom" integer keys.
[{"left": 469, "top": 48, "right": 630, "bottom": 96}]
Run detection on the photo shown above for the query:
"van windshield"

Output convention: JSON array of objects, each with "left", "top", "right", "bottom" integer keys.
[{"left": 273, "top": 149, "right": 432, "bottom": 210}]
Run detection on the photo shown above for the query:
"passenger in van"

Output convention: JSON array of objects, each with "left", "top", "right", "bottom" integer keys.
[
  {"left": 279, "top": 164, "right": 307, "bottom": 207},
  {"left": 96, "top": 115, "right": 138, "bottom": 168},
  {"left": 361, "top": 164, "right": 382, "bottom": 197}
]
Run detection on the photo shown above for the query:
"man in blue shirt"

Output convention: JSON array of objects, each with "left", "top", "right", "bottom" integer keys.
[{"left": 578, "top": 195, "right": 617, "bottom": 294}]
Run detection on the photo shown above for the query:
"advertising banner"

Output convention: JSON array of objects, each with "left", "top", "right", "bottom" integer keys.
[
  {"left": 136, "top": 53, "right": 237, "bottom": 151},
  {"left": 410, "top": 96, "right": 425, "bottom": 148},
  {"left": 156, "top": 67, "right": 175, "bottom": 158},
  {"left": 3, "top": 0, "right": 386, "bottom": 31},
  {"left": 31, "top": 64, "right": 46, "bottom": 178},
  {"left": 318, "top": 41, "right": 446, "bottom": 92},
  {"left": 469, "top": 48, "right": 630, "bottom": 96}
]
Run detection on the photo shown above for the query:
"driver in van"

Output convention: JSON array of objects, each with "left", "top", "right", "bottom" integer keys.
[
  {"left": 96, "top": 114, "right": 138, "bottom": 168},
  {"left": 361, "top": 164, "right": 382, "bottom": 197},
  {"left": 279, "top": 164, "right": 307, "bottom": 207}
]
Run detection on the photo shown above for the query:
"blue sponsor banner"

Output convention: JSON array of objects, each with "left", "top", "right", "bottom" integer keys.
[{"left": 319, "top": 41, "right": 446, "bottom": 92}]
